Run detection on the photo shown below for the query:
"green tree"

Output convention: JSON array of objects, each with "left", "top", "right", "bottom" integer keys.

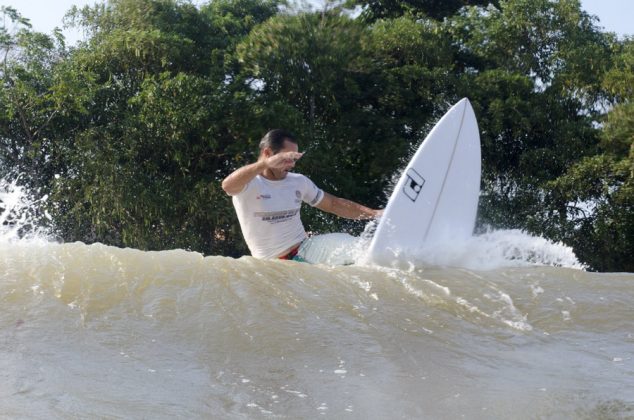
[
  {"left": 0, "top": 6, "right": 94, "bottom": 198},
  {"left": 48, "top": 0, "right": 282, "bottom": 254},
  {"left": 546, "top": 39, "right": 633, "bottom": 271}
]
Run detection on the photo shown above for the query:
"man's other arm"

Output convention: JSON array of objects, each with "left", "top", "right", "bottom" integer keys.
[{"left": 315, "top": 192, "right": 382, "bottom": 220}]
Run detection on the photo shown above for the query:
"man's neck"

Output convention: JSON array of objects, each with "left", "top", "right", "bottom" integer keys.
[{"left": 261, "top": 169, "right": 286, "bottom": 181}]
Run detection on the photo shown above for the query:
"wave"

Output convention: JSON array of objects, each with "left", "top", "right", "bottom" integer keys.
[
  {"left": 0, "top": 240, "right": 625, "bottom": 334},
  {"left": 1, "top": 240, "right": 632, "bottom": 418}
]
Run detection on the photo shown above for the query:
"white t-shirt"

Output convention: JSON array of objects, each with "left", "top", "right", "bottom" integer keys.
[{"left": 232, "top": 173, "right": 325, "bottom": 259}]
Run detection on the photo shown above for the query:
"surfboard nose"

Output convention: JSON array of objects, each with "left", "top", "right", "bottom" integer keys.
[{"left": 455, "top": 97, "right": 472, "bottom": 114}]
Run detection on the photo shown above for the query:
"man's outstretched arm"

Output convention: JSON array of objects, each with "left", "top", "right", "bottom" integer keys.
[{"left": 316, "top": 192, "right": 382, "bottom": 220}]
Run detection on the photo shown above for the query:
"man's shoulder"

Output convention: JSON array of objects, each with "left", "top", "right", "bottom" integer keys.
[
  {"left": 286, "top": 172, "right": 317, "bottom": 188},
  {"left": 285, "top": 172, "right": 307, "bottom": 181}
]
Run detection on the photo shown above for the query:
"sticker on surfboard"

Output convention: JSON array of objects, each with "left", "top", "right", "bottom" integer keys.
[{"left": 403, "top": 168, "right": 425, "bottom": 202}]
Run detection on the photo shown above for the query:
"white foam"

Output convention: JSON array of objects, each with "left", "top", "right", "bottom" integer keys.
[
  {"left": 0, "top": 176, "right": 53, "bottom": 243},
  {"left": 356, "top": 228, "right": 585, "bottom": 271}
]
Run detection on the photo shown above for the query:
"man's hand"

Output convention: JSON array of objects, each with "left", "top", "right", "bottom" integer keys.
[{"left": 264, "top": 151, "right": 304, "bottom": 170}]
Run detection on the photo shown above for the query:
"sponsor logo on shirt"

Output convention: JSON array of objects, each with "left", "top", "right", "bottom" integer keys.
[
  {"left": 256, "top": 194, "right": 272, "bottom": 200},
  {"left": 254, "top": 209, "right": 300, "bottom": 224}
]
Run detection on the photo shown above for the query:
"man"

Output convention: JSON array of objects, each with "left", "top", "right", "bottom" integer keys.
[{"left": 222, "top": 129, "right": 381, "bottom": 261}]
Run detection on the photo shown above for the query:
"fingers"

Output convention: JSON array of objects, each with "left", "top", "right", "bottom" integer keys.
[{"left": 285, "top": 151, "right": 304, "bottom": 162}]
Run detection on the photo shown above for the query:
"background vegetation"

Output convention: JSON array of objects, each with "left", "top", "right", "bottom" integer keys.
[{"left": 1, "top": 0, "right": 631, "bottom": 270}]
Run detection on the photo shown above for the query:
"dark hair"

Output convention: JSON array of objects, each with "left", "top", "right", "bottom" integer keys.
[{"left": 259, "top": 129, "right": 297, "bottom": 154}]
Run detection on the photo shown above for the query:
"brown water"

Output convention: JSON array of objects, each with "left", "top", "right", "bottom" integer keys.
[{"left": 1, "top": 241, "right": 632, "bottom": 419}]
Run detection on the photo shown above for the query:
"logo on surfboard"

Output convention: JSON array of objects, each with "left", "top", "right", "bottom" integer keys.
[{"left": 403, "top": 168, "right": 425, "bottom": 202}]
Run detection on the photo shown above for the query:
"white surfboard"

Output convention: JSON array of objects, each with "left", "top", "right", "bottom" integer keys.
[{"left": 366, "top": 98, "right": 481, "bottom": 266}]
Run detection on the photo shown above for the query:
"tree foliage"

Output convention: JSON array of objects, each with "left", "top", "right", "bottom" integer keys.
[
  {"left": 0, "top": 0, "right": 632, "bottom": 271},
  {"left": 350, "top": 0, "right": 498, "bottom": 22}
]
